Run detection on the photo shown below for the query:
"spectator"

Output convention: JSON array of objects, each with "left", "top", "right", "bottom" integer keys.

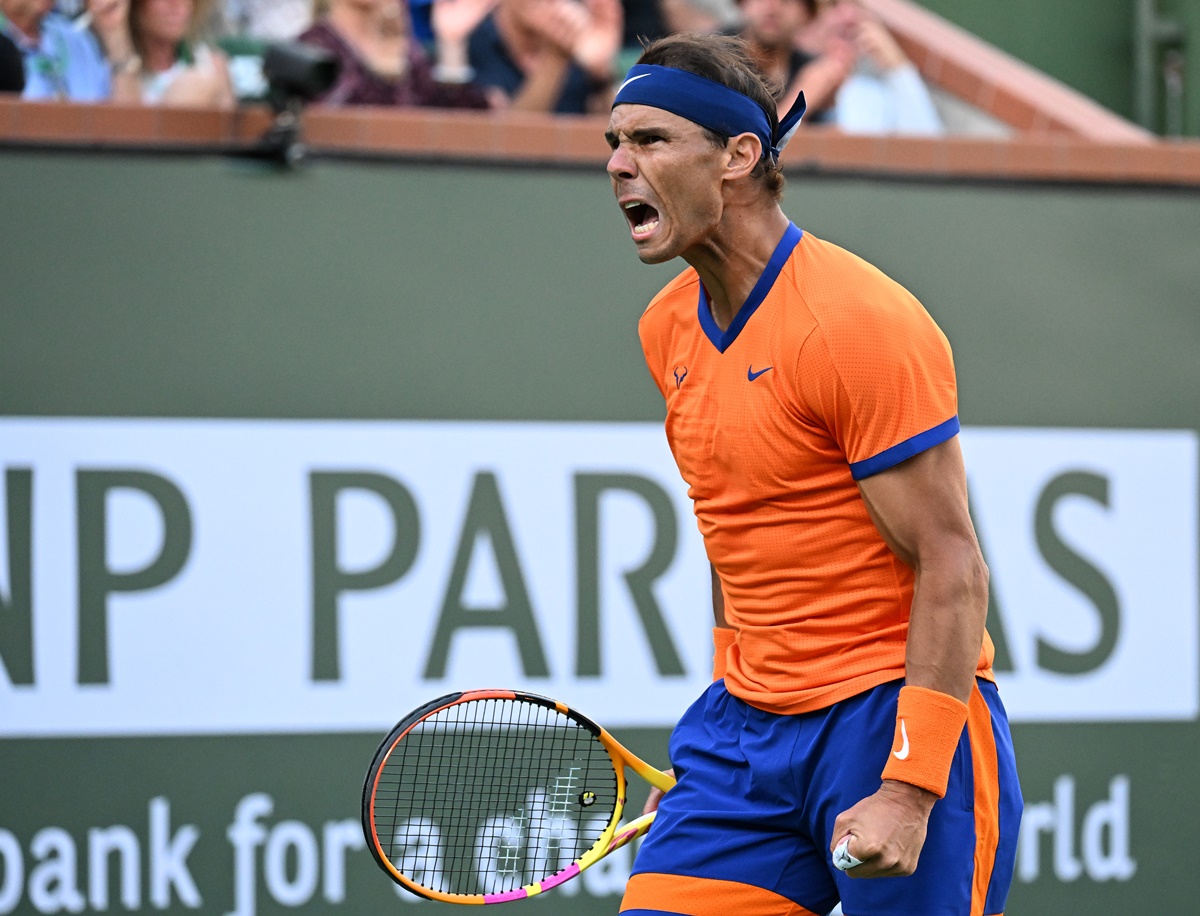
[
  {"left": 468, "top": 0, "right": 622, "bottom": 113},
  {"left": 0, "top": 0, "right": 111, "bottom": 99},
  {"left": 82, "top": 0, "right": 147, "bottom": 102},
  {"left": 299, "top": 0, "right": 490, "bottom": 109},
  {"left": 0, "top": 28, "right": 24, "bottom": 91},
  {"left": 129, "top": 0, "right": 236, "bottom": 107},
  {"left": 810, "top": 0, "right": 942, "bottom": 135},
  {"left": 733, "top": 0, "right": 848, "bottom": 120}
]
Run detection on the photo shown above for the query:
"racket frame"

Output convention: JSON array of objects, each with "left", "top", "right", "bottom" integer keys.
[{"left": 362, "top": 688, "right": 675, "bottom": 905}]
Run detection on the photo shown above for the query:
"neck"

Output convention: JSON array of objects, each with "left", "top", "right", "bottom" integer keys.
[
  {"left": 687, "top": 206, "right": 791, "bottom": 330},
  {"left": 141, "top": 36, "right": 178, "bottom": 72}
]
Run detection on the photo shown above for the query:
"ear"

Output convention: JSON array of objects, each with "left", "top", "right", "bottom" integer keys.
[{"left": 725, "top": 132, "right": 764, "bottom": 180}]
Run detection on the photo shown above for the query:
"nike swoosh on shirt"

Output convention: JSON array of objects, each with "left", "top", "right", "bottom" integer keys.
[
  {"left": 747, "top": 365, "right": 773, "bottom": 381},
  {"left": 617, "top": 72, "right": 651, "bottom": 94},
  {"left": 893, "top": 719, "right": 910, "bottom": 760}
]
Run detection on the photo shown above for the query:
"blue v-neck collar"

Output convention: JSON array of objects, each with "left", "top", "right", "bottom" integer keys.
[{"left": 697, "top": 222, "right": 803, "bottom": 353}]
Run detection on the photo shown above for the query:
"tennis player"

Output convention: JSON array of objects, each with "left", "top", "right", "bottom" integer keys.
[{"left": 606, "top": 34, "right": 1021, "bottom": 916}]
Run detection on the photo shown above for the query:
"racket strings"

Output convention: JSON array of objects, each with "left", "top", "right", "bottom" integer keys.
[{"left": 372, "top": 697, "right": 619, "bottom": 897}]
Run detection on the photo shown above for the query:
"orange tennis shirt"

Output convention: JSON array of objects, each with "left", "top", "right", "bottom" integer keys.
[{"left": 640, "top": 223, "right": 994, "bottom": 715}]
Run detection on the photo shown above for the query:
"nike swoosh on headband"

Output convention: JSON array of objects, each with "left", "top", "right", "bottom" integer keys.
[{"left": 616, "top": 72, "right": 651, "bottom": 94}]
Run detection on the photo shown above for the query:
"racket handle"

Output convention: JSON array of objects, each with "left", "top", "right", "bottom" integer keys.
[
  {"left": 833, "top": 835, "right": 864, "bottom": 871},
  {"left": 606, "top": 811, "right": 657, "bottom": 853}
]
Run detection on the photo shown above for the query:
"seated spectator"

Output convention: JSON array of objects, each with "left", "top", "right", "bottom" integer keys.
[
  {"left": 468, "top": 0, "right": 623, "bottom": 113},
  {"left": 0, "top": 28, "right": 24, "bottom": 91},
  {"left": 809, "top": 0, "right": 942, "bottom": 135},
  {"left": 299, "top": 0, "right": 489, "bottom": 109},
  {"left": 733, "top": 0, "right": 848, "bottom": 121},
  {"left": 0, "top": 0, "right": 111, "bottom": 99},
  {"left": 130, "top": 0, "right": 236, "bottom": 107}
]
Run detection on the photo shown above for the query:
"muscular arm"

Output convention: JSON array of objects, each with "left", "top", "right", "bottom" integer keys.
[
  {"left": 831, "top": 435, "right": 989, "bottom": 877},
  {"left": 857, "top": 436, "right": 988, "bottom": 705}
]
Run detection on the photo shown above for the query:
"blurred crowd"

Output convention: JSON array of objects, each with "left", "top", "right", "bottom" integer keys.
[{"left": 0, "top": 0, "right": 943, "bottom": 134}]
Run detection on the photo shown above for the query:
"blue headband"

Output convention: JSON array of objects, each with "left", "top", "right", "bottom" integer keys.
[{"left": 613, "top": 64, "right": 806, "bottom": 160}]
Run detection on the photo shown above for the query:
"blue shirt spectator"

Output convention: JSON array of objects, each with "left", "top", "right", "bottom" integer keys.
[
  {"left": 0, "top": 6, "right": 110, "bottom": 101},
  {"left": 468, "top": 12, "right": 592, "bottom": 115},
  {"left": 466, "top": 0, "right": 622, "bottom": 114}
]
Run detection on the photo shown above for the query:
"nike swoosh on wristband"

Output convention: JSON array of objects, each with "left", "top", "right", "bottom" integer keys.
[
  {"left": 747, "top": 365, "right": 773, "bottom": 381},
  {"left": 617, "top": 72, "right": 651, "bottom": 94},
  {"left": 893, "top": 719, "right": 910, "bottom": 760}
]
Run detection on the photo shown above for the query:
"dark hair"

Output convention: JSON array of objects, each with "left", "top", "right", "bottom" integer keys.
[{"left": 636, "top": 33, "right": 786, "bottom": 200}]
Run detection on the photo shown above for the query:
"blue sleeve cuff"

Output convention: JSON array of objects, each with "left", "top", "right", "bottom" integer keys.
[{"left": 849, "top": 415, "right": 961, "bottom": 480}]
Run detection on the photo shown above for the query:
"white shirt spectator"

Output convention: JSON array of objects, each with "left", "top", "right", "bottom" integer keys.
[{"left": 835, "top": 59, "right": 942, "bottom": 136}]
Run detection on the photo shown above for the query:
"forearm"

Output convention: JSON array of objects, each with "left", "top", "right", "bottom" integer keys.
[
  {"left": 94, "top": 26, "right": 142, "bottom": 104},
  {"left": 792, "top": 55, "right": 849, "bottom": 114},
  {"left": 904, "top": 544, "right": 989, "bottom": 703},
  {"left": 108, "top": 70, "right": 142, "bottom": 104},
  {"left": 508, "top": 54, "right": 570, "bottom": 111},
  {"left": 434, "top": 37, "right": 472, "bottom": 76}
]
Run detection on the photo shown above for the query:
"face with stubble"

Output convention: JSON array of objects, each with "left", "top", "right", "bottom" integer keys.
[
  {"left": 606, "top": 104, "right": 734, "bottom": 265},
  {"left": 739, "top": 0, "right": 812, "bottom": 52}
]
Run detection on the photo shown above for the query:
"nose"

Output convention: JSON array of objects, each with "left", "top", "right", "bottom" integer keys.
[{"left": 606, "top": 143, "right": 636, "bottom": 181}]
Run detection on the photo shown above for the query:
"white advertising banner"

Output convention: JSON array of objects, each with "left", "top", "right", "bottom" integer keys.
[
  {"left": 964, "top": 428, "right": 1198, "bottom": 722},
  {"left": 0, "top": 420, "right": 1195, "bottom": 735}
]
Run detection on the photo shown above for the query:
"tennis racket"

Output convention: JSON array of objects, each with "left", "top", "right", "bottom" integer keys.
[{"left": 361, "top": 688, "right": 675, "bottom": 904}]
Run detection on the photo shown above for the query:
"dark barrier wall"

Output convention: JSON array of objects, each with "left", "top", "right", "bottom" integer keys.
[{"left": 1, "top": 149, "right": 1198, "bottom": 915}]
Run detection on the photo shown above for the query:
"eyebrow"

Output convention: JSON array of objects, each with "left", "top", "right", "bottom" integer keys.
[{"left": 605, "top": 125, "right": 674, "bottom": 147}]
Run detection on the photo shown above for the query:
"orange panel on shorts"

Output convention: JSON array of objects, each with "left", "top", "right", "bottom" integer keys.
[{"left": 620, "top": 872, "right": 821, "bottom": 916}]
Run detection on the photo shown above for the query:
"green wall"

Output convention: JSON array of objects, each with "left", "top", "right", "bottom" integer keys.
[
  {"left": 917, "top": 0, "right": 1200, "bottom": 136},
  {"left": 3, "top": 151, "right": 1198, "bottom": 428},
  {"left": 1, "top": 150, "right": 1199, "bottom": 915}
]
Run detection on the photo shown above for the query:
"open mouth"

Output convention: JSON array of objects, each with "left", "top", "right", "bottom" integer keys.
[{"left": 622, "top": 200, "right": 660, "bottom": 239}]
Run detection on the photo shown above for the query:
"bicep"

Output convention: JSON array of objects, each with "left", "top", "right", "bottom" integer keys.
[{"left": 855, "top": 436, "right": 977, "bottom": 569}]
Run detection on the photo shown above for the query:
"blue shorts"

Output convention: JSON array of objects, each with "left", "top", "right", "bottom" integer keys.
[{"left": 621, "top": 679, "right": 1021, "bottom": 916}]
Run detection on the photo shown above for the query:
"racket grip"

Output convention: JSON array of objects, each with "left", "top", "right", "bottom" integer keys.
[
  {"left": 833, "top": 835, "right": 864, "bottom": 871},
  {"left": 606, "top": 811, "right": 656, "bottom": 853}
]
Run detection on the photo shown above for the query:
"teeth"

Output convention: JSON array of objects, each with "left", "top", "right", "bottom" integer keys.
[{"left": 624, "top": 201, "right": 640, "bottom": 209}]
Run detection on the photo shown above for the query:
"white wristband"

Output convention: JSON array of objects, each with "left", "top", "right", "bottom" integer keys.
[{"left": 431, "top": 64, "right": 475, "bottom": 85}]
